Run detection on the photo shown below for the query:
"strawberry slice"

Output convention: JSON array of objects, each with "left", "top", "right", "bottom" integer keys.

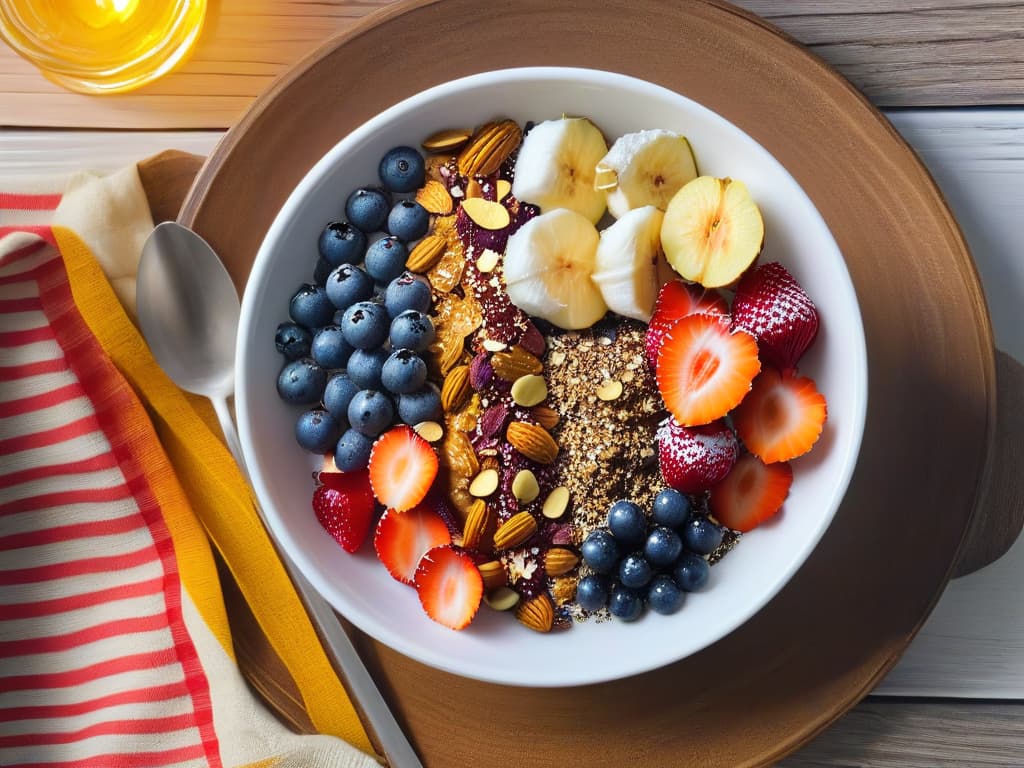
[
  {"left": 732, "top": 262, "right": 819, "bottom": 371},
  {"left": 374, "top": 504, "right": 453, "bottom": 585},
  {"left": 645, "top": 279, "right": 728, "bottom": 370},
  {"left": 657, "top": 417, "right": 739, "bottom": 493},
  {"left": 709, "top": 453, "right": 793, "bottom": 532},
  {"left": 312, "top": 469, "right": 376, "bottom": 553},
  {"left": 368, "top": 425, "right": 439, "bottom": 512},
  {"left": 414, "top": 545, "right": 483, "bottom": 630},
  {"left": 733, "top": 367, "right": 827, "bottom": 464},
  {"left": 656, "top": 312, "right": 761, "bottom": 426}
]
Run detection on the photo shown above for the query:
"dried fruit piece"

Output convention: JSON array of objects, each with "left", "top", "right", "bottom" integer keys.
[
  {"left": 510, "top": 374, "right": 547, "bottom": 407},
  {"left": 511, "top": 469, "right": 540, "bottom": 504},
  {"left": 415, "top": 545, "right": 483, "bottom": 630},
  {"left": 469, "top": 468, "right": 500, "bottom": 498},
  {"left": 544, "top": 547, "right": 580, "bottom": 576},
  {"left": 493, "top": 511, "right": 539, "bottom": 550},
  {"left": 457, "top": 119, "right": 522, "bottom": 178},
  {"left": 461, "top": 197, "right": 512, "bottom": 230},
  {"left": 423, "top": 127, "right": 473, "bottom": 153},
  {"left": 415, "top": 179, "right": 454, "bottom": 215},
  {"left": 441, "top": 364, "right": 471, "bottom": 413},
  {"left": 491, "top": 345, "right": 543, "bottom": 381},
  {"left": 515, "top": 593, "right": 554, "bottom": 633},
  {"left": 732, "top": 368, "right": 827, "bottom": 464},
  {"left": 542, "top": 486, "right": 570, "bottom": 519},
  {"left": 374, "top": 504, "right": 453, "bottom": 585},
  {"left": 709, "top": 453, "right": 793, "bottom": 532},
  {"left": 506, "top": 421, "right": 559, "bottom": 464}
]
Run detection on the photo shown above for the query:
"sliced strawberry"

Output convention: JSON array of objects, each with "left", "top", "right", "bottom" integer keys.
[
  {"left": 645, "top": 280, "right": 729, "bottom": 369},
  {"left": 656, "top": 313, "right": 761, "bottom": 426},
  {"left": 732, "top": 262, "right": 819, "bottom": 371},
  {"left": 709, "top": 453, "right": 793, "bottom": 532},
  {"left": 733, "top": 367, "right": 827, "bottom": 464},
  {"left": 657, "top": 417, "right": 739, "bottom": 493},
  {"left": 368, "top": 425, "right": 439, "bottom": 512},
  {"left": 374, "top": 504, "right": 453, "bottom": 585},
  {"left": 312, "top": 469, "right": 376, "bottom": 553},
  {"left": 414, "top": 545, "right": 483, "bottom": 630}
]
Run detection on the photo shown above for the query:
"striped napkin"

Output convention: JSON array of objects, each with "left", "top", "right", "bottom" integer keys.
[{"left": 0, "top": 169, "right": 381, "bottom": 767}]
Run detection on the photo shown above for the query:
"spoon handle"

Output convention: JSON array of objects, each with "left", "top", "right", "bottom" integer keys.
[{"left": 209, "top": 396, "right": 423, "bottom": 768}]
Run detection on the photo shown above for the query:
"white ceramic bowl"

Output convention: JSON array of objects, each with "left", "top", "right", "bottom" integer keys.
[{"left": 237, "top": 67, "right": 867, "bottom": 687}]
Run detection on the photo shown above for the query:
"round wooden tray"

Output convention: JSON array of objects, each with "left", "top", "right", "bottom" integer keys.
[{"left": 178, "top": 1, "right": 998, "bottom": 764}]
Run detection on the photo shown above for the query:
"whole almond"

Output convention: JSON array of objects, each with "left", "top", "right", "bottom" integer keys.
[
  {"left": 405, "top": 234, "right": 448, "bottom": 272},
  {"left": 516, "top": 593, "right": 554, "bottom": 633},
  {"left": 415, "top": 179, "right": 453, "bottom": 215},
  {"left": 457, "top": 119, "right": 522, "bottom": 177},
  {"left": 493, "top": 511, "right": 538, "bottom": 550},
  {"left": 544, "top": 547, "right": 579, "bottom": 576},
  {"left": 461, "top": 197, "right": 511, "bottom": 230},
  {"left": 478, "top": 560, "right": 508, "bottom": 591},
  {"left": 441, "top": 364, "right": 471, "bottom": 412},
  {"left": 492, "top": 345, "right": 543, "bottom": 381},
  {"left": 506, "top": 421, "right": 559, "bottom": 465},
  {"left": 462, "top": 499, "right": 494, "bottom": 551},
  {"left": 530, "top": 404, "right": 560, "bottom": 430}
]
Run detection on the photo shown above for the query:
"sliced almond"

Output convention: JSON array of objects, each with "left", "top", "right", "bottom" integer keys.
[
  {"left": 511, "top": 469, "right": 540, "bottom": 504},
  {"left": 469, "top": 468, "right": 500, "bottom": 498},
  {"left": 496, "top": 179, "right": 512, "bottom": 201},
  {"left": 596, "top": 379, "right": 624, "bottom": 401},
  {"left": 475, "top": 248, "right": 501, "bottom": 273},
  {"left": 461, "top": 197, "right": 511, "bottom": 230},
  {"left": 510, "top": 374, "right": 548, "bottom": 408},
  {"left": 482, "top": 338, "right": 507, "bottom": 352},
  {"left": 413, "top": 421, "right": 444, "bottom": 443},
  {"left": 465, "top": 177, "right": 484, "bottom": 199},
  {"left": 422, "top": 127, "right": 472, "bottom": 153},
  {"left": 484, "top": 586, "right": 520, "bottom": 611},
  {"left": 542, "top": 486, "right": 570, "bottom": 519}
]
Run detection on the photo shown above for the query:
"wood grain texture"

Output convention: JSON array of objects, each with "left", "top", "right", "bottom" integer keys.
[
  {"left": 174, "top": 1, "right": 996, "bottom": 765},
  {"left": 0, "top": 0, "right": 1021, "bottom": 129}
]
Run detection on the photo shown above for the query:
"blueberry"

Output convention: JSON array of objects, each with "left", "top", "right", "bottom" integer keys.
[
  {"left": 387, "top": 200, "right": 430, "bottom": 242},
  {"left": 275, "top": 321, "right": 312, "bottom": 360},
  {"left": 318, "top": 221, "right": 367, "bottom": 268},
  {"left": 644, "top": 526, "right": 683, "bottom": 569},
  {"left": 673, "top": 552, "right": 711, "bottom": 592},
  {"left": 326, "top": 264, "right": 374, "bottom": 310},
  {"left": 347, "top": 389, "right": 395, "bottom": 437},
  {"left": 344, "top": 187, "right": 390, "bottom": 233},
  {"left": 310, "top": 324, "right": 353, "bottom": 369},
  {"left": 683, "top": 516, "right": 725, "bottom": 555},
  {"left": 276, "top": 358, "right": 327, "bottom": 404},
  {"left": 289, "top": 284, "right": 335, "bottom": 329},
  {"left": 580, "top": 529, "right": 620, "bottom": 574},
  {"left": 385, "top": 271, "right": 432, "bottom": 317},
  {"left": 396, "top": 383, "right": 442, "bottom": 425},
  {"left": 295, "top": 408, "right": 341, "bottom": 453},
  {"left": 607, "top": 500, "right": 647, "bottom": 545},
  {"left": 378, "top": 146, "right": 426, "bottom": 193},
  {"left": 652, "top": 488, "right": 691, "bottom": 528},
  {"left": 381, "top": 349, "right": 427, "bottom": 395},
  {"left": 323, "top": 372, "right": 359, "bottom": 420},
  {"left": 364, "top": 236, "right": 408, "bottom": 284},
  {"left": 313, "top": 256, "right": 333, "bottom": 286},
  {"left": 647, "top": 575, "right": 685, "bottom": 615},
  {"left": 335, "top": 428, "right": 375, "bottom": 472},
  {"left": 346, "top": 347, "right": 388, "bottom": 390},
  {"left": 390, "top": 310, "right": 435, "bottom": 352},
  {"left": 608, "top": 583, "right": 644, "bottom": 622},
  {"left": 618, "top": 552, "right": 654, "bottom": 589},
  {"left": 340, "top": 301, "right": 390, "bottom": 350},
  {"left": 576, "top": 574, "right": 611, "bottom": 612}
]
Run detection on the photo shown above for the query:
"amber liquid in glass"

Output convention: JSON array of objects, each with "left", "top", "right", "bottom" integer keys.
[{"left": 0, "top": 0, "right": 206, "bottom": 94}]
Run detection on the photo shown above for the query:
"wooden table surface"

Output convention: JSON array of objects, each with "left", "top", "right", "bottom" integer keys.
[{"left": 3, "top": 2, "right": 1023, "bottom": 766}]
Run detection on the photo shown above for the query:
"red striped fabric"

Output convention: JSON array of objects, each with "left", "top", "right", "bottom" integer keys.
[{"left": 1, "top": 221, "right": 221, "bottom": 767}]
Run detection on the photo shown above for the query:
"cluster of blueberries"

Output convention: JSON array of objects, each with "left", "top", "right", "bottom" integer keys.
[
  {"left": 274, "top": 146, "right": 442, "bottom": 471},
  {"left": 577, "top": 489, "right": 724, "bottom": 621}
]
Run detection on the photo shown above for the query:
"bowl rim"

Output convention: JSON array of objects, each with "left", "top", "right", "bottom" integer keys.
[{"left": 237, "top": 65, "right": 868, "bottom": 686}]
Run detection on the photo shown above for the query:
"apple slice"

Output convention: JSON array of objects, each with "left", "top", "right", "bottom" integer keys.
[{"left": 660, "top": 176, "right": 764, "bottom": 288}]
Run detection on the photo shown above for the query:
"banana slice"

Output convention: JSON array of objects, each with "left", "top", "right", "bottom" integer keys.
[
  {"left": 503, "top": 208, "right": 607, "bottom": 330},
  {"left": 592, "top": 205, "right": 674, "bottom": 321},
  {"left": 594, "top": 129, "right": 698, "bottom": 219},
  {"left": 512, "top": 117, "right": 608, "bottom": 224}
]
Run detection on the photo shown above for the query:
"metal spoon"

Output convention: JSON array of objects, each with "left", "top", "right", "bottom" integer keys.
[{"left": 137, "top": 221, "right": 422, "bottom": 768}]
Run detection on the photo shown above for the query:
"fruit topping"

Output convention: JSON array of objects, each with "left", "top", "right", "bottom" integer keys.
[
  {"left": 374, "top": 504, "right": 453, "bottom": 585},
  {"left": 511, "top": 116, "right": 608, "bottom": 223},
  {"left": 414, "top": 545, "right": 484, "bottom": 630},
  {"left": 312, "top": 469, "right": 376, "bottom": 553},
  {"left": 594, "top": 129, "right": 698, "bottom": 219},
  {"left": 661, "top": 176, "right": 764, "bottom": 288},
  {"left": 709, "top": 452, "right": 793, "bottom": 532},
  {"left": 368, "top": 425, "right": 439, "bottom": 512},
  {"left": 503, "top": 208, "right": 607, "bottom": 330},
  {"left": 319, "top": 221, "right": 367, "bottom": 268},
  {"left": 731, "top": 261, "right": 820, "bottom": 371},
  {"left": 732, "top": 367, "right": 827, "bottom": 464},
  {"left": 378, "top": 145, "right": 426, "bottom": 193},
  {"left": 655, "top": 312, "right": 760, "bottom": 426},
  {"left": 656, "top": 417, "right": 738, "bottom": 494},
  {"left": 645, "top": 279, "right": 728, "bottom": 370},
  {"left": 345, "top": 187, "right": 390, "bottom": 233}
]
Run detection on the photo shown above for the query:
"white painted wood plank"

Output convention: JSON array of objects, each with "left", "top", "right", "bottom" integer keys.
[{"left": 1, "top": 109, "right": 1023, "bottom": 701}]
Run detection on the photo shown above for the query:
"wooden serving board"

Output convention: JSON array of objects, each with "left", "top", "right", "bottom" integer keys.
[{"left": 173, "top": 1, "right": 1002, "bottom": 764}]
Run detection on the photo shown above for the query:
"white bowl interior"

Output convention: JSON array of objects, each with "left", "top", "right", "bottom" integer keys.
[{"left": 237, "top": 67, "right": 867, "bottom": 687}]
